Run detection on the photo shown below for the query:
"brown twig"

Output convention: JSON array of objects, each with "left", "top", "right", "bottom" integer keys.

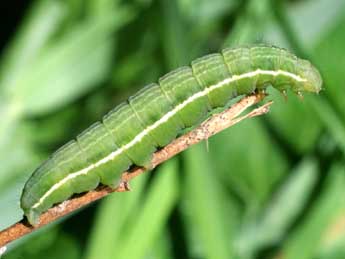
[{"left": 0, "top": 93, "right": 272, "bottom": 248}]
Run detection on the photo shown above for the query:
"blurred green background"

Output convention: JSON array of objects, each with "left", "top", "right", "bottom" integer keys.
[{"left": 1, "top": 0, "right": 345, "bottom": 258}]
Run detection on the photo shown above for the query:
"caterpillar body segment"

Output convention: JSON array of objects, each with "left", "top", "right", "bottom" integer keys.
[
  {"left": 159, "top": 66, "right": 210, "bottom": 127},
  {"left": 191, "top": 53, "right": 235, "bottom": 108},
  {"left": 128, "top": 83, "right": 183, "bottom": 147},
  {"left": 20, "top": 45, "right": 322, "bottom": 225},
  {"left": 103, "top": 102, "right": 156, "bottom": 168},
  {"left": 76, "top": 122, "right": 123, "bottom": 187}
]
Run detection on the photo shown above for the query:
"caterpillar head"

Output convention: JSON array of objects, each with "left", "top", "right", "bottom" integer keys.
[{"left": 297, "top": 59, "right": 323, "bottom": 94}]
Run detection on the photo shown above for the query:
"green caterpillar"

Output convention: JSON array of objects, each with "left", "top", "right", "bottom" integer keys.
[{"left": 20, "top": 45, "right": 322, "bottom": 225}]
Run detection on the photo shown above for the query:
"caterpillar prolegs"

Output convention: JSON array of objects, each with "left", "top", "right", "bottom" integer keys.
[{"left": 20, "top": 45, "right": 322, "bottom": 225}]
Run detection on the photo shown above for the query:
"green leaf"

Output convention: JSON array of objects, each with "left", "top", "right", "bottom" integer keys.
[
  {"left": 147, "top": 232, "right": 174, "bottom": 259},
  {"left": 182, "top": 143, "right": 239, "bottom": 259},
  {"left": 267, "top": 89, "right": 323, "bottom": 154},
  {"left": 85, "top": 173, "right": 149, "bottom": 259},
  {"left": 0, "top": 0, "right": 65, "bottom": 94},
  {"left": 178, "top": 0, "right": 238, "bottom": 23},
  {"left": 160, "top": 0, "right": 192, "bottom": 68},
  {"left": 284, "top": 0, "right": 345, "bottom": 50},
  {"left": 312, "top": 16, "right": 345, "bottom": 121},
  {"left": 7, "top": 14, "right": 126, "bottom": 115},
  {"left": 282, "top": 164, "right": 345, "bottom": 259},
  {"left": 115, "top": 160, "right": 179, "bottom": 259},
  {"left": 4, "top": 228, "right": 81, "bottom": 259},
  {"left": 210, "top": 119, "right": 288, "bottom": 206},
  {"left": 223, "top": 0, "right": 273, "bottom": 46},
  {"left": 235, "top": 159, "right": 318, "bottom": 257}
]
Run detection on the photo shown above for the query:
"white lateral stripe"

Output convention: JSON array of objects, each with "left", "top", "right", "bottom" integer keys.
[{"left": 32, "top": 69, "right": 306, "bottom": 209}]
